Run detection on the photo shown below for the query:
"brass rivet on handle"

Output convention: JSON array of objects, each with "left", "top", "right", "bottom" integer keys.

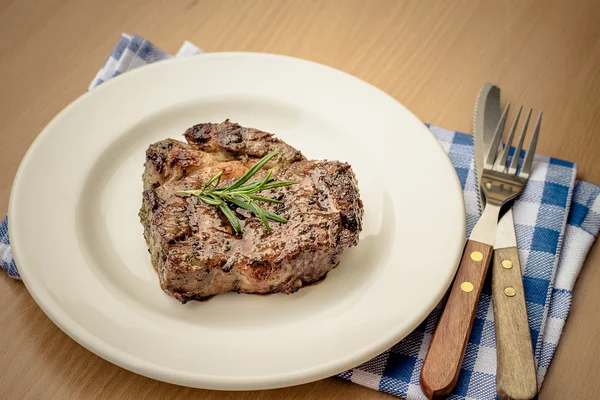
[
  {"left": 461, "top": 282, "right": 474, "bottom": 293},
  {"left": 502, "top": 260, "right": 513, "bottom": 269},
  {"left": 471, "top": 251, "right": 484, "bottom": 261},
  {"left": 504, "top": 287, "right": 516, "bottom": 297}
]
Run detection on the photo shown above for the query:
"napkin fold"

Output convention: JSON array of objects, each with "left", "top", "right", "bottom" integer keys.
[{"left": 2, "top": 34, "right": 598, "bottom": 400}]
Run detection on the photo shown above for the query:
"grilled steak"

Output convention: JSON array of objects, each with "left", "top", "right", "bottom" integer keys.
[{"left": 139, "top": 120, "right": 363, "bottom": 303}]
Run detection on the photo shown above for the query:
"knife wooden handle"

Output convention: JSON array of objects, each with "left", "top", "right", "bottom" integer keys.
[
  {"left": 420, "top": 240, "right": 493, "bottom": 399},
  {"left": 492, "top": 246, "right": 538, "bottom": 400}
]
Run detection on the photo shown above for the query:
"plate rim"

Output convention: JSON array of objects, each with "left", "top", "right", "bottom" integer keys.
[{"left": 8, "top": 51, "right": 465, "bottom": 390}]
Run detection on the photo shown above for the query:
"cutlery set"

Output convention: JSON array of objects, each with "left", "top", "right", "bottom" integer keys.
[{"left": 420, "top": 83, "right": 540, "bottom": 399}]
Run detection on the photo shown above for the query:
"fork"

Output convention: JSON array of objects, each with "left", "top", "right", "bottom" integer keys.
[
  {"left": 420, "top": 104, "right": 541, "bottom": 399},
  {"left": 492, "top": 105, "right": 540, "bottom": 400}
]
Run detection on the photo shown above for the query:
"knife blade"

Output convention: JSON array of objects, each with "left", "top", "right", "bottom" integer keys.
[
  {"left": 473, "top": 84, "right": 538, "bottom": 400},
  {"left": 473, "top": 83, "right": 501, "bottom": 212}
]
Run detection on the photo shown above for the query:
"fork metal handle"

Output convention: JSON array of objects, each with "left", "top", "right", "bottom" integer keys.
[
  {"left": 492, "top": 246, "right": 538, "bottom": 400},
  {"left": 420, "top": 240, "right": 493, "bottom": 399}
]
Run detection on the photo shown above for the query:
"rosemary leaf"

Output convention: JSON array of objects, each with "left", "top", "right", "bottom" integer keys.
[
  {"left": 262, "top": 210, "right": 288, "bottom": 224},
  {"left": 260, "top": 181, "right": 299, "bottom": 190},
  {"left": 219, "top": 203, "right": 242, "bottom": 234},
  {"left": 259, "top": 170, "right": 273, "bottom": 187},
  {"left": 230, "top": 180, "right": 263, "bottom": 193},
  {"left": 250, "top": 200, "right": 271, "bottom": 232},
  {"left": 198, "top": 195, "right": 222, "bottom": 206},
  {"left": 227, "top": 152, "right": 278, "bottom": 190},
  {"left": 227, "top": 197, "right": 287, "bottom": 223},
  {"left": 226, "top": 197, "right": 255, "bottom": 212},
  {"left": 202, "top": 170, "right": 223, "bottom": 192},
  {"left": 237, "top": 175, "right": 275, "bottom": 192}
]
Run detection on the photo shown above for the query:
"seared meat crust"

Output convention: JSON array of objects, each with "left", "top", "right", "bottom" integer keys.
[{"left": 140, "top": 120, "right": 363, "bottom": 303}]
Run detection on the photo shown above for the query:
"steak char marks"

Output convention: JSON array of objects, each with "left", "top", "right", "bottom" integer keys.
[{"left": 139, "top": 120, "right": 363, "bottom": 303}]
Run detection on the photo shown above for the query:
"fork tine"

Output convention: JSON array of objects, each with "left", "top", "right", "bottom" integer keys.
[
  {"left": 508, "top": 108, "right": 532, "bottom": 175},
  {"left": 520, "top": 111, "right": 542, "bottom": 178},
  {"left": 485, "top": 102, "right": 510, "bottom": 167},
  {"left": 493, "top": 105, "right": 523, "bottom": 172}
]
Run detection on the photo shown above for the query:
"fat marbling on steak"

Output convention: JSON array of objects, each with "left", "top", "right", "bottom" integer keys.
[{"left": 139, "top": 120, "right": 363, "bottom": 303}]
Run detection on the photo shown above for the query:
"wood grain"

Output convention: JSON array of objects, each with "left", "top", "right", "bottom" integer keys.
[
  {"left": 1, "top": 1, "right": 600, "bottom": 399},
  {"left": 492, "top": 247, "right": 537, "bottom": 400},
  {"left": 420, "top": 240, "right": 494, "bottom": 398}
]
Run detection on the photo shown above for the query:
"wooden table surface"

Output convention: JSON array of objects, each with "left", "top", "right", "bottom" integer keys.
[{"left": 1, "top": 0, "right": 599, "bottom": 399}]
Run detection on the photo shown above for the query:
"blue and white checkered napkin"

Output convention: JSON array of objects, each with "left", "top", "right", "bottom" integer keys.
[{"left": 2, "top": 34, "right": 599, "bottom": 399}]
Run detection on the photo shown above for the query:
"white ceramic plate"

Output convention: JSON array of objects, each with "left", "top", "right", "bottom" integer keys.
[{"left": 9, "top": 53, "right": 465, "bottom": 390}]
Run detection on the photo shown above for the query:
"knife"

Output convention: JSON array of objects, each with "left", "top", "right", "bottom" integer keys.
[
  {"left": 474, "top": 84, "right": 538, "bottom": 400},
  {"left": 420, "top": 85, "right": 537, "bottom": 399},
  {"left": 419, "top": 85, "right": 503, "bottom": 399}
]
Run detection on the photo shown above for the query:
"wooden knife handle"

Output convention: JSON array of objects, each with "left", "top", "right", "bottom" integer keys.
[
  {"left": 492, "top": 246, "right": 538, "bottom": 400},
  {"left": 420, "top": 240, "right": 493, "bottom": 399}
]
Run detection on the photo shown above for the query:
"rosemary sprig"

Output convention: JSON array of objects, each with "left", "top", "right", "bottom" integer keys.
[{"left": 181, "top": 152, "right": 298, "bottom": 234}]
